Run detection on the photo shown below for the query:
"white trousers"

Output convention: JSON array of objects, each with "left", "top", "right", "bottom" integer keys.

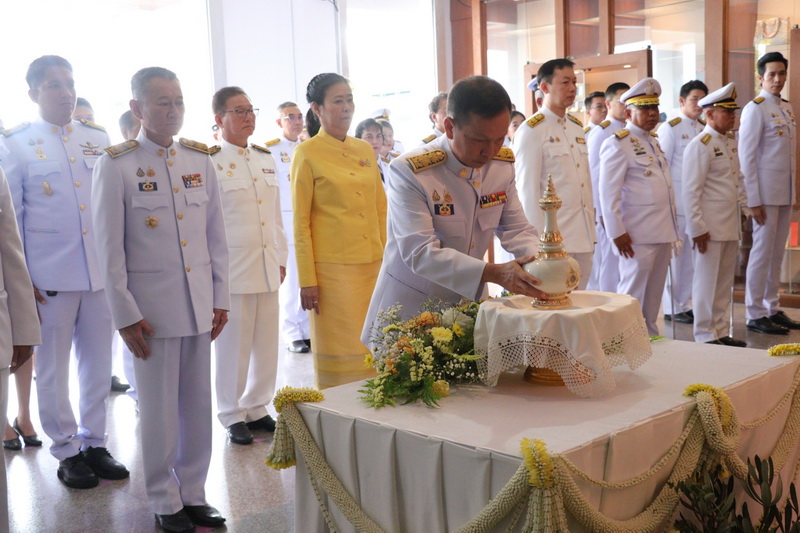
[
  {"left": 588, "top": 222, "right": 619, "bottom": 292},
  {"left": 112, "top": 332, "right": 138, "bottom": 402},
  {"left": 134, "top": 334, "right": 212, "bottom": 515},
  {"left": 662, "top": 215, "right": 694, "bottom": 314},
  {"left": 617, "top": 243, "right": 671, "bottom": 336},
  {"left": 215, "top": 291, "right": 279, "bottom": 428},
  {"left": 746, "top": 204, "right": 791, "bottom": 320},
  {"left": 36, "top": 290, "right": 112, "bottom": 460},
  {"left": 572, "top": 252, "right": 593, "bottom": 291},
  {"left": 692, "top": 240, "right": 737, "bottom": 343},
  {"left": 279, "top": 239, "right": 310, "bottom": 344},
  {"left": 0, "top": 367, "right": 9, "bottom": 532}
]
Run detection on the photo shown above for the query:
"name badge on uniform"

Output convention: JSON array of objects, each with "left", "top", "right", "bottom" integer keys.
[
  {"left": 576, "top": 137, "right": 585, "bottom": 144},
  {"left": 480, "top": 191, "right": 508, "bottom": 208},
  {"left": 80, "top": 142, "right": 103, "bottom": 156},
  {"left": 182, "top": 174, "right": 203, "bottom": 188},
  {"left": 714, "top": 147, "right": 723, "bottom": 157},
  {"left": 262, "top": 168, "right": 275, "bottom": 174},
  {"left": 434, "top": 204, "right": 454, "bottom": 216},
  {"left": 139, "top": 180, "right": 158, "bottom": 191}
]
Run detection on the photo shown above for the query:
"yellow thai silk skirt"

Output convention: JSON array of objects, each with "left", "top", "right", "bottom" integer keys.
[{"left": 310, "top": 260, "right": 380, "bottom": 389}]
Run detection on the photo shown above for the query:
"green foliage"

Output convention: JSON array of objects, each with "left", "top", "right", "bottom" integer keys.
[{"left": 673, "top": 457, "right": 800, "bottom": 533}]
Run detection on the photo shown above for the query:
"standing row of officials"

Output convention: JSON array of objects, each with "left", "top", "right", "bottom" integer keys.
[{"left": 0, "top": 49, "right": 796, "bottom": 533}]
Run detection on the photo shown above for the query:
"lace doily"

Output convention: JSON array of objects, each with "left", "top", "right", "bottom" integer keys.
[{"left": 474, "top": 292, "right": 652, "bottom": 398}]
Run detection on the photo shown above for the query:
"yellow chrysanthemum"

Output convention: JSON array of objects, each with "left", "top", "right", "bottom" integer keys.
[
  {"left": 272, "top": 386, "right": 324, "bottom": 413},
  {"left": 432, "top": 380, "right": 450, "bottom": 397},
  {"left": 364, "top": 352, "right": 374, "bottom": 368},
  {"left": 684, "top": 383, "right": 733, "bottom": 426},
  {"left": 430, "top": 327, "right": 453, "bottom": 344},
  {"left": 768, "top": 343, "right": 800, "bottom": 356},
  {"left": 520, "top": 437, "right": 555, "bottom": 488},
  {"left": 452, "top": 323, "right": 464, "bottom": 337}
]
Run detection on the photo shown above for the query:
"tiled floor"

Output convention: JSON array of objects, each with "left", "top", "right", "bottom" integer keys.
[{"left": 6, "top": 302, "right": 800, "bottom": 533}]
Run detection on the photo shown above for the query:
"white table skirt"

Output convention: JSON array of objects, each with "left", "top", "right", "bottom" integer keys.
[{"left": 294, "top": 340, "right": 800, "bottom": 532}]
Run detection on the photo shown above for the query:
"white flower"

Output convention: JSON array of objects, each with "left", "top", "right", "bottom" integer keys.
[{"left": 440, "top": 308, "right": 473, "bottom": 330}]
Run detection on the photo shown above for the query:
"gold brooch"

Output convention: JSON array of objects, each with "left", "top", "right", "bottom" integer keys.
[{"left": 145, "top": 216, "right": 159, "bottom": 228}]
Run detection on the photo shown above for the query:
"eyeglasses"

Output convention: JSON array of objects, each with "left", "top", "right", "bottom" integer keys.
[
  {"left": 222, "top": 108, "right": 259, "bottom": 118},
  {"left": 281, "top": 114, "right": 304, "bottom": 122}
]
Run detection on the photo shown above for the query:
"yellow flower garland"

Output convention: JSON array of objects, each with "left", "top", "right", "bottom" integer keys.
[
  {"left": 272, "top": 386, "right": 324, "bottom": 414},
  {"left": 768, "top": 343, "right": 800, "bottom": 356},
  {"left": 521, "top": 438, "right": 555, "bottom": 488},
  {"left": 266, "top": 387, "right": 325, "bottom": 470}
]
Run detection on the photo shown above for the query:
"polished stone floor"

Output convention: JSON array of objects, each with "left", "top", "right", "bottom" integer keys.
[{"left": 5, "top": 302, "right": 800, "bottom": 532}]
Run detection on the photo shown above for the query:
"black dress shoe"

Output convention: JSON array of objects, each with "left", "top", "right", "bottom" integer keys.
[
  {"left": 747, "top": 316, "right": 789, "bottom": 335},
  {"left": 13, "top": 418, "right": 42, "bottom": 447},
  {"left": 705, "top": 339, "right": 724, "bottom": 345},
  {"left": 288, "top": 340, "right": 310, "bottom": 353},
  {"left": 718, "top": 336, "right": 747, "bottom": 347},
  {"left": 155, "top": 510, "right": 195, "bottom": 533},
  {"left": 57, "top": 453, "right": 99, "bottom": 489},
  {"left": 3, "top": 435, "right": 21, "bottom": 451},
  {"left": 184, "top": 504, "right": 226, "bottom": 527},
  {"left": 666, "top": 311, "right": 694, "bottom": 324},
  {"left": 770, "top": 311, "right": 800, "bottom": 330},
  {"left": 111, "top": 375, "right": 131, "bottom": 392},
  {"left": 83, "top": 446, "right": 130, "bottom": 479},
  {"left": 246, "top": 415, "right": 276, "bottom": 432},
  {"left": 304, "top": 338, "right": 312, "bottom": 349},
  {"left": 226, "top": 422, "right": 253, "bottom": 445}
]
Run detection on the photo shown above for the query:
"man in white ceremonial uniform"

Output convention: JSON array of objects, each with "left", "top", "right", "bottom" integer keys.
[
  {"left": 586, "top": 82, "right": 629, "bottom": 292},
  {"left": 741, "top": 51, "right": 800, "bottom": 335},
  {"left": 658, "top": 80, "right": 708, "bottom": 324},
  {"left": 683, "top": 83, "right": 748, "bottom": 347},
  {"left": 0, "top": 55, "right": 129, "bottom": 490},
  {"left": 599, "top": 78, "right": 680, "bottom": 336},
  {"left": 584, "top": 90, "right": 607, "bottom": 135},
  {"left": 362, "top": 76, "right": 545, "bottom": 340},
  {"left": 418, "top": 92, "right": 448, "bottom": 146},
  {"left": 92, "top": 67, "right": 230, "bottom": 533},
  {"left": 211, "top": 87, "right": 287, "bottom": 446},
  {"left": 268, "top": 101, "right": 310, "bottom": 353},
  {"left": 514, "top": 58, "right": 595, "bottom": 288},
  {"left": 0, "top": 166, "right": 41, "bottom": 530}
]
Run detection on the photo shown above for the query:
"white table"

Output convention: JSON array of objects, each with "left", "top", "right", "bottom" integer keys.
[{"left": 294, "top": 340, "right": 800, "bottom": 532}]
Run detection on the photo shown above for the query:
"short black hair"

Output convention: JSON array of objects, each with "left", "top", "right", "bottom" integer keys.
[
  {"left": 536, "top": 58, "right": 575, "bottom": 86},
  {"left": 26, "top": 55, "right": 72, "bottom": 89},
  {"left": 510, "top": 110, "right": 525, "bottom": 122},
  {"left": 212, "top": 86, "right": 247, "bottom": 114},
  {"left": 758, "top": 51, "right": 788, "bottom": 76},
  {"left": 679, "top": 80, "right": 708, "bottom": 99},
  {"left": 131, "top": 67, "right": 178, "bottom": 100},
  {"left": 355, "top": 118, "right": 382, "bottom": 139},
  {"left": 447, "top": 76, "right": 512, "bottom": 127},
  {"left": 584, "top": 91, "right": 604, "bottom": 108},
  {"left": 605, "top": 82, "right": 630, "bottom": 100},
  {"left": 428, "top": 92, "right": 448, "bottom": 125},
  {"left": 76, "top": 97, "right": 92, "bottom": 110}
]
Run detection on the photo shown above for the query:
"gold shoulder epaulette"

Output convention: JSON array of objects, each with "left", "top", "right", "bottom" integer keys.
[
  {"left": 700, "top": 134, "right": 712, "bottom": 145},
  {"left": 421, "top": 133, "right": 437, "bottom": 144},
  {"left": 250, "top": 143, "right": 271, "bottom": 154},
  {"left": 567, "top": 114, "right": 582, "bottom": 127},
  {"left": 698, "top": 117, "right": 707, "bottom": 126},
  {"left": 754, "top": 96, "right": 765, "bottom": 104},
  {"left": 208, "top": 145, "right": 221, "bottom": 155},
  {"left": 265, "top": 138, "right": 280, "bottom": 147},
  {"left": 79, "top": 119, "right": 106, "bottom": 132},
  {"left": 526, "top": 113, "right": 544, "bottom": 128},
  {"left": 599, "top": 120, "right": 611, "bottom": 129},
  {"left": 179, "top": 138, "right": 210, "bottom": 154},
  {"left": 407, "top": 149, "right": 447, "bottom": 173},
  {"left": 0, "top": 122, "right": 30, "bottom": 137},
  {"left": 650, "top": 131, "right": 658, "bottom": 138},
  {"left": 389, "top": 151, "right": 400, "bottom": 158},
  {"left": 614, "top": 129, "right": 630, "bottom": 140},
  {"left": 492, "top": 147, "right": 514, "bottom": 162},
  {"left": 668, "top": 117, "right": 682, "bottom": 127},
  {"left": 584, "top": 126, "right": 590, "bottom": 133},
  {"left": 726, "top": 132, "right": 735, "bottom": 139},
  {"left": 104, "top": 140, "right": 140, "bottom": 158}
]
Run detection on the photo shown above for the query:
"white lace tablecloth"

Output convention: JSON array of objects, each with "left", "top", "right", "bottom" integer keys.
[{"left": 474, "top": 291, "right": 652, "bottom": 397}]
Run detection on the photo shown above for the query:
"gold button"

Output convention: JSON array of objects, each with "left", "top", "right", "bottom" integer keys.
[
  {"left": 168, "top": 160, "right": 174, "bottom": 167},
  {"left": 82, "top": 229, "right": 88, "bottom": 235},
  {"left": 62, "top": 137, "right": 69, "bottom": 143},
  {"left": 570, "top": 144, "right": 574, "bottom": 148},
  {"left": 473, "top": 181, "right": 479, "bottom": 187},
  {"left": 74, "top": 181, "right": 81, "bottom": 187},
  {"left": 580, "top": 184, "right": 584, "bottom": 188},
  {"left": 186, "top": 266, "right": 191, "bottom": 272},
  {"left": 177, "top": 213, "right": 184, "bottom": 220},
  {"left": 261, "top": 221, "right": 265, "bottom": 226},
  {"left": 158, "top": 149, "right": 166, "bottom": 156},
  {"left": 173, "top": 187, "right": 179, "bottom": 193},
  {"left": 80, "top": 205, "right": 86, "bottom": 210},
  {"left": 169, "top": 149, "right": 176, "bottom": 156},
  {"left": 576, "top": 163, "right": 580, "bottom": 167},
  {"left": 263, "top": 244, "right": 268, "bottom": 249},
  {"left": 258, "top": 199, "right": 262, "bottom": 204},
  {"left": 70, "top": 157, "right": 76, "bottom": 163},
  {"left": 253, "top": 178, "right": 258, "bottom": 182},
  {"left": 471, "top": 242, "right": 475, "bottom": 249},
  {"left": 238, "top": 149, "right": 244, "bottom": 155},
  {"left": 181, "top": 240, "right": 187, "bottom": 247}
]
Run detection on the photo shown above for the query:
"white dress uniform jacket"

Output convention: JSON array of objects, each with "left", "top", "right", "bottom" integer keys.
[
  {"left": 658, "top": 113, "right": 704, "bottom": 216},
  {"left": 513, "top": 107, "right": 595, "bottom": 253},
  {"left": 588, "top": 117, "right": 625, "bottom": 223},
  {"left": 740, "top": 89, "right": 796, "bottom": 207},
  {"left": 213, "top": 140, "right": 287, "bottom": 293},
  {"left": 361, "top": 134, "right": 539, "bottom": 340},
  {"left": 1, "top": 119, "right": 109, "bottom": 291},
  {"left": 92, "top": 133, "right": 230, "bottom": 337},
  {"left": 599, "top": 124, "right": 679, "bottom": 246}
]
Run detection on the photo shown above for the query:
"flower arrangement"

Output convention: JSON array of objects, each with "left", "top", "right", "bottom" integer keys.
[
  {"left": 360, "top": 300, "right": 485, "bottom": 408},
  {"left": 769, "top": 344, "right": 800, "bottom": 356}
]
